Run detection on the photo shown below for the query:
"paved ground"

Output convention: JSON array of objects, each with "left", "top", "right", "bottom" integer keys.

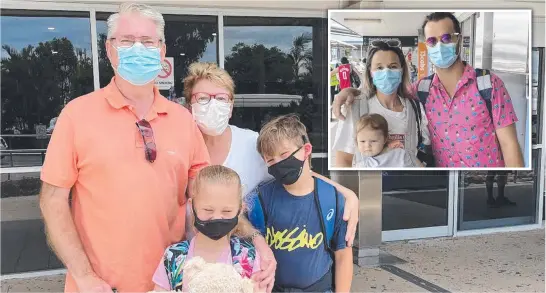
[
  {"left": 1, "top": 181, "right": 538, "bottom": 275},
  {"left": 1, "top": 229, "right": 543, "bottom": 292}
]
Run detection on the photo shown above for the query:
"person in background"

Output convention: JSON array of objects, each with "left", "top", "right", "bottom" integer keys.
[
  {"left": 330, "top": 57, "right": 362, "bottom": 91},
  {"left": 485, "top": 171, "right": 516, "bottom": 207},
  {"left": 330, "top": 63, "right": 340, "bottom": 103},
  {"left": 39, "top": 3, "right": 209, "bottom": 292},
  {"left": 332, "top": 12, "right": 524, "bottom": 168}
]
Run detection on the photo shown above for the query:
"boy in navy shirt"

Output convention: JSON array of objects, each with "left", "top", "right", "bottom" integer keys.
[{"left": 246, "top": 114, "right": 353, "bottom": 293}]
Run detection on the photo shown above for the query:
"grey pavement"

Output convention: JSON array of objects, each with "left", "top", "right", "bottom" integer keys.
[
  {"left": 1, "top": 229, "right": 543, "bottom": 292},
  {"left": 1, "top": 182, "right": 538, "bottom": 275}
]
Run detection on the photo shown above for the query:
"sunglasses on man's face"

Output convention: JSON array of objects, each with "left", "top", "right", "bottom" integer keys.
[
  {"left": 135, "top": 119, "right": 157, "bottom": 163},
  {"left": 425, "top": 33, "right": 460, "bottom": 47},
  {"left": 370, "top": 39, "right": 401, "bottom": 49}
]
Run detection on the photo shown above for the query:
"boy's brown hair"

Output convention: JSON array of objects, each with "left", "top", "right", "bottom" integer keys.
[
  {"left": 355, "top": 114, "right": 389, "bottom": 141},
  {"left": 257, "top": 114, "right": 310, "bottom": 158}
]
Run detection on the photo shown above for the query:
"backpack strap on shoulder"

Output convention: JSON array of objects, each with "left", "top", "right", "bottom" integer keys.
[
  {"left": 312, "top": 178, "right": 337, "bottom": 257},
  {"left": 230, "top": 237, "right": 256, "bottom": 279},
  {"left": 475, "top": 68, "right": 494, "bottom": 122},
  {"left": 408, "top": 98, "right": 423, "bottom": 149},
  {"left": 164, "top": 241, "right": 191, "bottom": 291},
  {"left": 416, "top": 74, "right": 435, "bottom": 106}
]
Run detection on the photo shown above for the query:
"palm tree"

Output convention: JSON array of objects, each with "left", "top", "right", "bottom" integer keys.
[{"left": 288, "top": 33, "right": 313, "bottom": 79}]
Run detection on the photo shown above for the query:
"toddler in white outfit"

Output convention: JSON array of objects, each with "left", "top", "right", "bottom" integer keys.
[{"left": 354, "top": 114, "right": 423, "bottom": 168}]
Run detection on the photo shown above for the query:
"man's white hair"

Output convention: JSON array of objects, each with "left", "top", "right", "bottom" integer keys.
[{"left": 107, "top": 2, "right": 165, "bottom": 41}]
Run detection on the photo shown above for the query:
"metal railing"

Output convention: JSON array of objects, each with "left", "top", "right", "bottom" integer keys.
[{"left": 0, "top": 149, "right": 47, "bottom": 168}]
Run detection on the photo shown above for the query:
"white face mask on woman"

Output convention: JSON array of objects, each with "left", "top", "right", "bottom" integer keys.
[{"left": 191, "top": 99, "right": 231, "bottom": 136}]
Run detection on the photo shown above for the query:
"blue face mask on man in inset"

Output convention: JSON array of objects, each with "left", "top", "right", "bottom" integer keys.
[
  {"left": 372, "top": 68, "right": 402, "bottom": 95},
  {"left": 115, "top": 42, "right": 162, "bottom": 86},
  {"left": 427, "top": 42, "right": 458, "bottom": 69}
]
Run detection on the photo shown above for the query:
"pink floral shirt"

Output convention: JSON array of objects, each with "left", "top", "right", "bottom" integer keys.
[{"left": 411, "top": 64, "right": 518, "bottom": 167}]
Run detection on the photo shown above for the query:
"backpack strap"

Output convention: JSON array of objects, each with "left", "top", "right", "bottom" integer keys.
[
  {"left": 474, "top": 68, "right": 494, "bottom": 122},
  {"left": 407, "top": 98, "right": 423, "bottom": 149},
  {"left": 164, "top": 241, "right": 191, "bottom": 291},
  {"left": 416, "top": 74, "right": 435, "bottom": 106},
  {"left": 312, "top": 178, "right": 338, "bottom": 257},
  {"left": 230, "top": 237, "right": 257, "bottom": 279}
]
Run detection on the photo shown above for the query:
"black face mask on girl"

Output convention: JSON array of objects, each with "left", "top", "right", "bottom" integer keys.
[
  {"left": 267, "top": 145, "right": 307, "bottom": 186},
  {"left": 192, "top": 204, "right": 240, "bottom": 241}
]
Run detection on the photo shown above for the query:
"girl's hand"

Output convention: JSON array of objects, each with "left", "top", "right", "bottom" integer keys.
[
  {"left": 252, "top": 236, "right": 276, "bottom": 293},
  {"left": 387, "top": 140, "right": 404, "bottom": 149}
]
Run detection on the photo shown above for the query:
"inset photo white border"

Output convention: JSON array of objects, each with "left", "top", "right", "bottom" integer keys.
[{"left": 327, "top": 9, "right": 533, "bottom": 171}]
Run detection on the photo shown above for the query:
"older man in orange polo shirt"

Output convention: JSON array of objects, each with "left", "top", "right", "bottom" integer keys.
[{"left": 39, "top": 3, "right": 209, "bottom": 293}]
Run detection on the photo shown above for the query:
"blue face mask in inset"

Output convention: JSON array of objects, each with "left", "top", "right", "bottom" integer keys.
[
  {"left": 116, "top": 42, "right": 162, "bottom": 86},
  {"left": 427, "top": 42, "right": 458, "bottom": 69},
  {"left": 372, "top": 68, "right": 402, "bottom": 95}
]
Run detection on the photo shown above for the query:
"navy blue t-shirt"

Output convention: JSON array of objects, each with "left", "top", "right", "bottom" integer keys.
[{"left": 246, "top": 178, "right": 347, "bottom": 289}]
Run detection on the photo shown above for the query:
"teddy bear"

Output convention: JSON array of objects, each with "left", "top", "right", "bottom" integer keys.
[{"left": 182, "top": 256, "right": 255, "bottom": 293}]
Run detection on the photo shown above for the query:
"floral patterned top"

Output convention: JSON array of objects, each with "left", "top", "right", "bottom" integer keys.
[
  {"left": 153, "top": 236, "right": 260, "bottom": 291},
  {"left": 410, "top": 64, "right": 518, "bottom": 167}
]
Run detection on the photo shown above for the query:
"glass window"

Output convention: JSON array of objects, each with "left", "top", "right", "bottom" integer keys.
[
  {"left": 96, "top": 13, "right": 218, "bottom": 103},
  {"left": 1, "top": 10, "right": 94, "bottom": 168},
  {"left": 458, "top": 149, "right": 541, "bottom": 230},
  {"left": 223, "top": 17, "right": 328, "bottom": 174},
  {"left": 382, "top": 171, "right": 449, "bottom": 230},
  {"left": 1, "top": 172, "right": 63, "bottom": 274}
]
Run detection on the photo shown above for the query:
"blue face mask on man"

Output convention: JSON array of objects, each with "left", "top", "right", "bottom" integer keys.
[
  {"left": 372, "top": 68, "right": 402, "bottom": 95},
  {"left": 427, "top": 42, "right": 458, "bottom": 69},
  {"left": 116, "top": 42, "right": 162, "bottom": 86}
]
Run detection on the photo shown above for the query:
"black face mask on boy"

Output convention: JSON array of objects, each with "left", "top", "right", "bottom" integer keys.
[
  {"left": 267, "top": 137, "right": 308, "bottom": 185},
  {"left": 192, "top": 204, "right": 239, "bottom": 241}
]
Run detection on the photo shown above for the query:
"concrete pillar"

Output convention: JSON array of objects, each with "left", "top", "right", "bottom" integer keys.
[{"left": 331, "top": 170, "right": 383, "bottom": 266}]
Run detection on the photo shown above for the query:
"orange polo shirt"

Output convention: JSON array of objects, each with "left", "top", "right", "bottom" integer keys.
[{"left": 40, "top": 78, "right": 210, "bottom": 292}]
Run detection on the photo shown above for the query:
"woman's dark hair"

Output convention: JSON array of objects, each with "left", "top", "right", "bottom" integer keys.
[
  {"left": 341, "top": 57, "right": 349, "bottom": 64},
  {"left": 422, "top": 12, "right": 461, "bottom": 34},
  {"left": 362, "top": 42, "right": 412, "bottom": 100}
]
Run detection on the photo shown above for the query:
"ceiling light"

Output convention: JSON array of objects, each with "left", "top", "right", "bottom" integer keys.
[
  {"left": 48, "top": 27, "right": 55, "bottom": 30},
  {"left": 212, "top": 33, "right": 217, "bottom": 36},
  {"left": 52, "top": 51, "right": 58, "bottom": 54},
  {"left": 180, "top": 53, "right": 185, "bottom": 56}
]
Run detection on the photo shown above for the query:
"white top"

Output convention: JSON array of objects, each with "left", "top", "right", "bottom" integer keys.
[
  {"left": 186, "top": 125, "right": 272, "bottom": 240},
  {"left": 332, "top": 95, "right": 430, "bottom": 166},
  {"left": 223, "top": 125, "right": 272, "bottom": 197},
  {"left": 354, "top": 148, "right": 416, "bottom": 168}
]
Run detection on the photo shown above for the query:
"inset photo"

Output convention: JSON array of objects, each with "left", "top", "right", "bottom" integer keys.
[{"left": 328, "top": 10, "right": 533, "bottom": 170}]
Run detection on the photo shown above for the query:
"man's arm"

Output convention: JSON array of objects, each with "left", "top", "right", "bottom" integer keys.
[
  {"left": 496, "top": 124, "right": 524, "bottom": 167},
  {"left": 330, "top": 68, "right": 339, "bottom": 76},
  {"left": 311, "top": 171, "right": 358, "bottom": 247},
  {"left": 40, "top": 182, "right": 112, "bottom": 292},
  {"left": 488, "top": 74, "right": 523, "bottom": 167},
  {"left": 332, "top": 88, "right": 361, "bottom": 121},
  {"left": 245, "top": 190, "right": 276, "bottom": 293},
  {"left": 334, "top": 248, "right": 353, "bottom": 293},
  {"left": 335, "top": 151, "right": 354, "bottom": 167}
]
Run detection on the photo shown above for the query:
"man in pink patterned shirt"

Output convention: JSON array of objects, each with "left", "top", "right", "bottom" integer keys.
[{"left": 332, "top": 12, "right": 524, "bottom": 168}]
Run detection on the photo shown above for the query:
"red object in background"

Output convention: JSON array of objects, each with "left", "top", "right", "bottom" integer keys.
[{"left": 338, "top": 64, "right": 351, "bottom": 89}]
